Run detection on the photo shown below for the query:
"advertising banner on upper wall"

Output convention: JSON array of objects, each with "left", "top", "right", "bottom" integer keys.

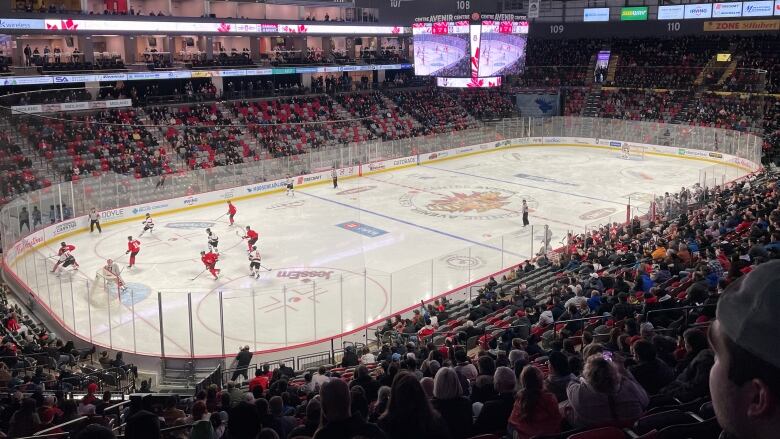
[
  {"left": 583, "top": 8, "right": 611, "bottom": 22},
  {"left": 685, "top": 3, "right": 714, "bottom": 18},
  {"left": 658, "top": 5, "right": 685, "bottom": 19},
  {"left": 742, "top": 0, "right": 774, "bottom": 16},
  {"left": 713, "top": 2, "right": 744, "bottom": 17},
  {"left": 620, "top": 6, "right": 649, "bottom": 20}
]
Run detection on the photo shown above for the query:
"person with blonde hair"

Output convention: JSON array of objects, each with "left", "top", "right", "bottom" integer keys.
[{"left": 431, "top": 367, "right": 472, "bottom": 439}]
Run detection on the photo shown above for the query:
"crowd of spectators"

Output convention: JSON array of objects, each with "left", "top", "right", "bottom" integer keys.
[
  {"left": 449, "top": 90, "right": 519, "bottom": 121},
  {"left": 18, "top": 170, "right": 773, "bottom": 439},
  {"left": 677, "top": 92, "right": 763, "bottom": 132},
  {"left": 597, "top": 89, "right": 691, "bottom": 123},
  {"left": 389, "top": 89, "right": 478, "bottom": 135}
]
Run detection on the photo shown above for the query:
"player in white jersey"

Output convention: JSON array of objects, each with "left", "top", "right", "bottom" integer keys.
[
  {"left": 285, "top": 176, "right": 294, "bottom": 197},
  {"left": 248, "top": 246, "right": 262, "bottom": 279},
  {"left": 104, "top": 259, "right": 125, "bottom": 293},
  {"left": 206, "top": 228, "right": 219, "bottom": 254},
  {"left": 54, "top": 250, "right": 78, "bottom": 276},
  {"left": 139, "top": 213, "right": 154, "bottom": 236}
]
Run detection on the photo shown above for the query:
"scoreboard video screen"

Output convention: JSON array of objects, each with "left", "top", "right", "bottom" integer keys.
[
  {"left": 413, "top": 18, "right": 529, "bottom": 87},
  {"left": 477, "top": 20, "right": 529, "bottom": 77},
  {"left": 412, "top": 21, "right": 471, "bottom": 77}
]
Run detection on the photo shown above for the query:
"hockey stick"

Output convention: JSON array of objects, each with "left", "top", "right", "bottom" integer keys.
[
  {"left": 259, "top": 263, "right": 272, "bottom": 272},
  {"left": 191, "top": 268, "right": 209, "bottom": 281},
  {"left": 214, "top": 213, "right": 227, "bottom": 221}
]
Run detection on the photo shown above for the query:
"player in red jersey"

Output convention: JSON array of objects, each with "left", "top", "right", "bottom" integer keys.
[
  {"left": 51, "top": 242, "right": 78, "bottom": 273},
  {"left": 200, "top": 251, "right": 220, "bottom": 280},
  {"left": 126, "top": 236, "right": 141, "bottom": 269},
  {"left": 243, "top": 226, "right": 258, "bottom": 253},
  {"left": 227, "top": 200, "right": 237, "bottom": 226}
]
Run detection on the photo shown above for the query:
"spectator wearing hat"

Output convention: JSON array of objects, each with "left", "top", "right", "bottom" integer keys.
[{"left": 709, "top": 260, "right": 780, "bottom": 439}]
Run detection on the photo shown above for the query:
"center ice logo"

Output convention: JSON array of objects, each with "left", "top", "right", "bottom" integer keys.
[
  {"left": 400, "top": 186, "right": 531, "bottom": 220},
  {"left": 427, "top": 191, "right": 511, "bottom": 213}
]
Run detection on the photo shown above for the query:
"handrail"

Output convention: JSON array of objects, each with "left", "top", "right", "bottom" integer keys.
[
  {"left": 103, "top": 399, "right": 131, "bottom": 413},
  {"left": 34, "top": 416, "right": 88, "bottom": 435},
  {"left": 18, "top": 433, "right": 69, "bottom": 439}
]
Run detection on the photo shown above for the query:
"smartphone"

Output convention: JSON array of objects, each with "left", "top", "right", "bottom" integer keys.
[{"left": 602, "top": 351, "right": 613, "bottom": 362}]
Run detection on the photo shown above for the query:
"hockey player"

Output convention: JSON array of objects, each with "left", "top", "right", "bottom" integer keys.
[
  {"left": 248, "top": 246, "right": 262, "bottom": 279},
  {"left": 104, "top": 259, "right": 125, "bottom": 293},
  {"left": 53, "top": 248, "right": 78, "bottom": 276},
  {"left": 243, "top": 226, "right": 259, "bottom": 253},
  {"left": 51, "top": 242, "right": 78, "bottom": 273},
  {"left": 139, "top": 213, "right": 154, "bottom": 237},
  {"left": 126, "top": 236, "right": 141, "bottom": 269},
  {"left": 88, "top": 208, "right": 102, "bottom": 234},
  {"left": 227, "top": 200, "right": 237, "bottom": 226},
  {"left": 285, "top": 176, "right": 294, "bottom": 197},
  {"left": 206, "top": 228, "right": 219, "bottom": 254},
  {"left": 200, "top": 250, "right": 220, "bottom": 280},
  {"left": 331, "top": 167, "right": 338, "bottom": 189}
]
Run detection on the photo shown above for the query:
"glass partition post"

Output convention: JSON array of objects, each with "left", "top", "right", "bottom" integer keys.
[
  {"left": 364, "top": 269, "right": 368, "bottom": 327},
  {"left": 219, "top": 291, "right": 225, "bottom": 359},
  {"left": 188, "top": 293, "right": 195, "bottom": 357},
  {"left": 86, "top": 279, "right": 93, "bottom": 343},
  {"left": 157, "top": 292, "right": 165, "bottom": 358},
  {"left": 340, "top": 275, "right": 344, "bottom": 333},
  {"left": 283, "top": 285, "right": 289, "bottom": 347},
  {"left": 131, "top": 288, "right": 137, "bottom": 354},
  {"left": 106, "top": 281, "right": 113, "bottom": 348},
  {"left": 251, "top": 288, "right": 257, "bottom": 352},
  {"left": 312, "top": 281, "right": 317, "bottom": 341}
]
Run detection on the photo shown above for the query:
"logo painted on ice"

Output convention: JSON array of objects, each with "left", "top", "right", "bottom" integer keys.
[
  {"left": 337, "top": 186, "right": 377, "bottom": 195},
  {"left": 514, "top": 173, "right": 579, "bottom": 187},
  {"left": 400, "top": 186, "right": 534, "bottom": 220},
  {"left": 579, "top": 207, "right": 618, "bottom": 221},
  {"left": 277, "top": 270, "right": 334, "bottom": 280}
]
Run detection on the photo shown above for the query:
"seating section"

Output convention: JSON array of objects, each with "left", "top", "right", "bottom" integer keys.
[
  {"left": 677, "top": 92, "right": 763, "bottom": 132},
  {"left": 389, "top": 88, "right": 479, "bottom": 134},
  {"left": 450, "top": 89, "right": 520, "bottom": 120},
  {"left": 598, "top": 89, "right": 691, "bottom": 122}
]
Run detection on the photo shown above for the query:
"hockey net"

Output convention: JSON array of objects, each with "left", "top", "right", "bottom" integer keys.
[{"left": 88, "top": 266, "right": 123, "bottom": 307}]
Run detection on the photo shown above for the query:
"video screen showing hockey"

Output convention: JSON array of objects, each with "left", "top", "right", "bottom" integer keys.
[
  {"left": 412, "top": 21, "right": 471, "bottom": 77},
  {"left": 477, "top": 20, "right": 529, "bottom": 77}
]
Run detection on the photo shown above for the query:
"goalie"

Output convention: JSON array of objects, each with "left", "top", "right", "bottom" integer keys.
[{"left": 104, "top": 259, "right": 126, "bottom": 295}]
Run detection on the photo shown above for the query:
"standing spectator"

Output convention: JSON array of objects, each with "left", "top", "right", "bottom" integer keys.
[
  {"left": 341, "top": 345, "right": 359, "bottom": 367},
  {"left": 32, "top": 206, "right": 42, "bottom": 229},
  {"left": 431, "top": 367, "right": 472, "bottom": 439},
  {"left": 231, "top": 346, "right": 252, "bottom": 382},
  {"left": 508, "top": 366, "right": 561, "bottom": 439},
  {"left": 19, "top": 207, "right": 30, "bottom": 232},
  {"left": 377, "top": 372, "right": 449, "bottom": 439}
]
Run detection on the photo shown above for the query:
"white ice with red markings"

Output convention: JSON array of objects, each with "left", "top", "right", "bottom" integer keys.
[{"left": 19, "top": 147, "right": 742, "bottom": 357}]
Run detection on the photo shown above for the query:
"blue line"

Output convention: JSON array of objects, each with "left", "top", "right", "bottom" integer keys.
[
  {"left": 299, "top": 190, "right": 529, "bottom": 259},
  {"left": 422, "top": 165, "right": 626, "bottom": 206}
]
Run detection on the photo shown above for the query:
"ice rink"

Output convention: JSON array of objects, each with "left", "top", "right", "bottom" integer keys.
[{"left": 15, "top": 146, "right": 745, "bottom": 356}]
